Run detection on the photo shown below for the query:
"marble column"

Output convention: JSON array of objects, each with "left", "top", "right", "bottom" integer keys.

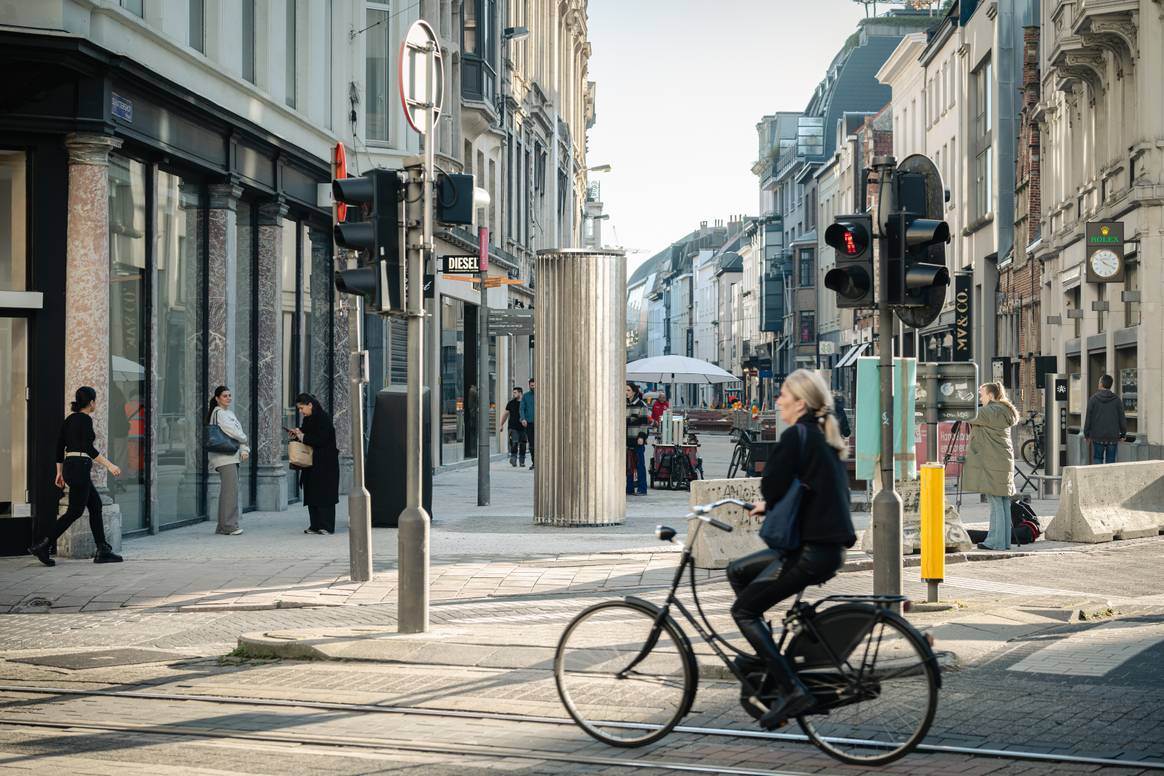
[
  {"left": 255, "top": 200, "right": 288, "bottom": 511},
  {"left": 204, "top": 183, "right": 242, "bottom": 520},
  {"left": 326, "top": 243, "right": 354, "bottom": 493},
  {"left": 58, "top": 133, "right": 124, "bottom": 557}
]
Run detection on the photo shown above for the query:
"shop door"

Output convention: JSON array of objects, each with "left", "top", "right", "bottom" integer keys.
[{"left": 0, "top": 317, "right": 29, "bottom": 522}]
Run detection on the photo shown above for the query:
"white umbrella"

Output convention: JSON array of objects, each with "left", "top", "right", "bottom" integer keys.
[
  {"left": 625, "top": 355, "right": 739, "bottom": 385},
  {"left": 111, "top": 355, "right": 145, "bottom": 381}
]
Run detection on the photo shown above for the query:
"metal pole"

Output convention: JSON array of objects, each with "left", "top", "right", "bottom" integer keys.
[
  {"left": 477, "top": 228, "right": 490, "bottom": 505},
  {"left": 398, "top": 41, "right": 436, "bottom": 634},
  {"left": 871, "top": 157, "right": 902, "bottom": 601},
  {"left": 347, "top": 294, "right": 373, "bottom": 581},
  {"left": 924, "top": 362, "right": 939, "bottom": 463}
]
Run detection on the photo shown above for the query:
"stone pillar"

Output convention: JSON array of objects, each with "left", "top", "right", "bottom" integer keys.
[
  {"left": 204, "top": 183, "right": 242, "bottom": 519},
  {"left": 255, "top": 200, "right": 288, "bottom": 511},
  {"left": 329, "top": 245, "right": 355, "bottom": 494},
  {"left": 58, "top": 133, "right": 123, "bottom": 557}
]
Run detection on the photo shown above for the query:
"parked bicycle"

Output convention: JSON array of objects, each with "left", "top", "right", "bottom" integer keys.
[
  {"left": 1019, "top": 410, "right": 1045, "bottom": 471},
  {"left": 726, "top": 427, "right": 754, "bottom": 478},
  {"left": 554, "top": 498, "right": 942, "bottom": 766}
]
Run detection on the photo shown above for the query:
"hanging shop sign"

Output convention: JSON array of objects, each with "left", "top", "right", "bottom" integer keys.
[{"left": 1085, "top": 221, "right": 1125, "bottom": 283}]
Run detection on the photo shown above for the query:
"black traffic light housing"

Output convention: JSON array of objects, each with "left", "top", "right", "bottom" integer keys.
[
  {"left": 890, "top": 171, "right": 950, "bottom": 328},
  {"left": 332, "top": 168, "right": 403, "bottom": 313},
  {"left": 435, "top": 173, "right": 474, "bottom": 225},
  {"left": 823, "top": 214, "right": 874, "bottom": 308}
]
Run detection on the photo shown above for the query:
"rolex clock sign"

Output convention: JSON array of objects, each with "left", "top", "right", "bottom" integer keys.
[{"left": 1085, "top": 221, "right": 1125, "bottom": 283}]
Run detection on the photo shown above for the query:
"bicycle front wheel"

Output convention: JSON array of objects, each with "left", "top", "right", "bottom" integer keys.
[
  {"left": 1021, "top": 437, "right": 1042, "bottom": 469},
  {"left": 555, "top": 600, "right": 696, "bottom": 747},
  {"left": 792, "top": 606, "right": 939, "bottom": 766}
]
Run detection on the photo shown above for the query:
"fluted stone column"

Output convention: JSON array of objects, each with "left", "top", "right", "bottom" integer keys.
[
  {"left": 58, "top": 133, "right": 123, "bottom": 557},
  {"left": 320, "top": 238, "right": 354, "bottom": 493},
  {"left": 204, "top": 183, "right": 242, "bottom": 519},
  {"left": 255, "top": 201, "right": 288, "bottom": 511}
]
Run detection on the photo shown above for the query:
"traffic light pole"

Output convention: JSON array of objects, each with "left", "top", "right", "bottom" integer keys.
[
  {"left": 398, "top": 40, "right": 437, "bottom": 634},
  {"left": 477, "top": 228, "right": 490, "bottom": 506},
  {"left": 347, "top": 295, "right": 373, "bottom": 581},
  {"left": 870, "top": 156, "right": 903, "bottom": 604}
]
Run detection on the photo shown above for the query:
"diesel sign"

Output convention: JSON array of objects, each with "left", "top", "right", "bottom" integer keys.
[{"left": 442, "top": 254, "right": 480, "bottom": 273}]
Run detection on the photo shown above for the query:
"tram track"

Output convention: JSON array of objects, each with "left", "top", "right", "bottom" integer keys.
[{"left": 1, "top": 683, "right": 1161, "bottom": 771}]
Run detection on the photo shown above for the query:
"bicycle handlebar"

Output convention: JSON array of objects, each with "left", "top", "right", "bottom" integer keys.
[{"left": 688, "top": 498, "right": 756, "bottom": 532}]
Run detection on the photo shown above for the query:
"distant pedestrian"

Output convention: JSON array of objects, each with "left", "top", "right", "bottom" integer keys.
[
  {"left": 289, "top": 393, "right": 339, "bottom": 535},
  {"left": 1083, "top": 374, "right": 1127, "bottom": 464},
  {"left": 207, "top": 385, "right": 250, "bottom": 536},
  {"left": 30, "top": 386, "right": 123, "bottom": 566},
  {"left": 649, "top": 393, "right": 669, "bottom": 430},
  {"left": 626, "top": 382, "right": 649, "bottom": 496},
  {"left": 520, "top": 378, "right": 536, "bottom": 469},
  {"left": 962, "top": 382, "right": 1019, "bottom": 551},
  {"left": 499, "top": 387, "right": 527, "bottom": 467},
  {"left": 833, "top": 394, "right": 852, "bottom": 439}
]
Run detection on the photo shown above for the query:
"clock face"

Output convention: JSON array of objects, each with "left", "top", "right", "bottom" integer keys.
[{"left": 1090, "top": 249, "right": 1121, "bottom": 278}]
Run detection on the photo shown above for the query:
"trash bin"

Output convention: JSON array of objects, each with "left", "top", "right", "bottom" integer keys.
[{"left": 367, "top": 386, "right": 432, "bottom": 527}]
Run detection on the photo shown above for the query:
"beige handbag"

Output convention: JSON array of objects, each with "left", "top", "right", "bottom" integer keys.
[{"left": 289, "top": 440, "right": 314, "bottom": 469}]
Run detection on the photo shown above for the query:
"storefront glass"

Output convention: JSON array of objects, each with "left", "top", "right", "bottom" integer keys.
[
  {"left": 154, "top": 171, "right": 205, "bottom": 526},
  {"left": 440, "top": 297, "right": 468, "bottom": 464},
  {"left": 235, "top": 202, "right": 257, "bottom": 509},
  {"left": 108, "top": 155, "right": 149, "bottom": 533},
  {"left": 0, "top": 150, "right": 26, "bottom": 290},
  {"left": 1117, "top": 347, "right": 1137, "bottom": 434},
  {"left": 281, "top": 218, "right": 298, "bottom": 501},
  {"left": 0, "top": 318, "right": 28, "bottom": 519}
]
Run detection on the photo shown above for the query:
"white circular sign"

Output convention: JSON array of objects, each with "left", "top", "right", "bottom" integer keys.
[{"left": 399, "top": 20, "right": 444, "bottom": 134}]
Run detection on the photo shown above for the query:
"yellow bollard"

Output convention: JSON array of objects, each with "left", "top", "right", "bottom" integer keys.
[{"left": 920, "top": 463, "right": 945, "bottom": 603}]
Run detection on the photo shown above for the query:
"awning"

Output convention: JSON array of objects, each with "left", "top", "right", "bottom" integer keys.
[{"left": 835, "top": 342, "right": 870, "bottom": 369}]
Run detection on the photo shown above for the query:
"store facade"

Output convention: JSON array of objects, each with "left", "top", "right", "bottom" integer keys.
[{"left": 0, "top": 32, "right": 343, "bottom": 554}]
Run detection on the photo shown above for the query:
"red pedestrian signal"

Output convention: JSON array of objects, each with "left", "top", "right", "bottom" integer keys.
[{"left": 824, "top": 214, "right": 874, "bottom": 308}]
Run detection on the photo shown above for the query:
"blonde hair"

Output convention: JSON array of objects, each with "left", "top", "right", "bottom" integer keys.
[
  {"left": 783, "top": 369, "right": 848, "bottom": 459},
  {"left": 982, "top": 382, "right": 1017, "bottom": 417}
]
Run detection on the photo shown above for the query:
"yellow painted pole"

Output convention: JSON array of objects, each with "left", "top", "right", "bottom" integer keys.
[{"left": 920, "top": 463, "right": 945, "bottom": 603}]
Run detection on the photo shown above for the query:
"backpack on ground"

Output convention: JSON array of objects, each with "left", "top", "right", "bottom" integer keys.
[{"left": 1010, "top": 496, "right": 1041, "bottom": 545}]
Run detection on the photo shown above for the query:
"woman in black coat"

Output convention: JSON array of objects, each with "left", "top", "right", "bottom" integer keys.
[
  {"left": 727, "top": 369, "right": 856, "bottom": 730},
  {"left": 289, "top": 393, "right": 339, "bottom": 534}
]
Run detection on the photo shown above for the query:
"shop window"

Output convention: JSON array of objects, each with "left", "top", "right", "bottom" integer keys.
[
  {"left": 281, "top": 218, "right": 299, "bottom": 502},
  {"left": 1117, "top": 347, "right": 1138, "bottom": 433},
  {"left": 1125, "top": 261, "right": 1140, "bottom": 327},
  {"left": 366, "top": 4, "right": 392, "bottom": 142},
  {"left": 1066, "top": 354, "right": 1081, "bottom": 422},
  {"left": 235, "top": 202, "right": 257, "bottom": 509},
  {"left": 0, "top": 151, "right": 26, "bottom": 290},
  {"left": 799, "top": 311, "right": 815, "bottom": 344}
]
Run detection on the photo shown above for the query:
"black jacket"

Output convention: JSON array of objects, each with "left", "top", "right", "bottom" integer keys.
[
  {"left": 760, "top": 415, "right": 856, "bottom": 547},
  {"left": 299, "top": 408, "right": 339, "bottom": 507},
  {"left": 1083, "top": 389, "right": 1127, "bottom": 443}
]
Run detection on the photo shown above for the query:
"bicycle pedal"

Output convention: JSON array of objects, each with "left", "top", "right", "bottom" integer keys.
[{"left": 746, "top": 695, "right": 769, "bottom": 715}]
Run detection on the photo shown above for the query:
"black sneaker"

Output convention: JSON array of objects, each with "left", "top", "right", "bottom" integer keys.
[
  {"left": 94, "top": 542, "right": 123, "bottom": 563},
  {"left": 759, "top": 684, "right": 815, "bottom": 730},
  {"left": 509, "top": 457, "right": 517, "bottom": 467}
]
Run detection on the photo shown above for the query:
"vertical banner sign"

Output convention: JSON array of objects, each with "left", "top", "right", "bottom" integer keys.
[
  {"left": 953, "top": 272, "right": 972, "bottom": 362},
  {"left": 478, "top": 226, "right": 489, "bottom": 272}
]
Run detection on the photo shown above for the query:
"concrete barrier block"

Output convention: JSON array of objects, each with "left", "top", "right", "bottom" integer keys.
[
  {"left": 687, "top": 478, "right": 765, "bottom": 569},
  {"left": 859, "top": 504, "right": 973, "bottom": 554},
  {"left": 1044, "top": 461, "right": 1164, "bottom": 543},
  {"left": 56, "top": 493, "right": 122, "bottom": 559}
]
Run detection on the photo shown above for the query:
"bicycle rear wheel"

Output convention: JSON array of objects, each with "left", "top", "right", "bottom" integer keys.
[
  {"left": 1021, "top": 437, "right": 1042, "bottom": 470},
  {"left": 790, "top": 605, "right": 938, "bottom": 766},
  {"left": 555, "top": 600, "right": 696, "bottom": 747}
]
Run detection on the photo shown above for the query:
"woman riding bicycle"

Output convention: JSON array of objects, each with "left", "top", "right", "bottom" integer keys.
[{"left": 729, "top": 368, "right": 856, "bottom": 729}]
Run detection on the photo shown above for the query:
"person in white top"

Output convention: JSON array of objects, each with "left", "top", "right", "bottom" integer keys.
[{"left": 207, "top": 386, "right": 250, "bottom": 535}]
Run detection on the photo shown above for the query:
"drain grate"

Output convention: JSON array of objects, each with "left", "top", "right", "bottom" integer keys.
[{"left": 9, "top": 648, "right": 190, "bottom": 670}]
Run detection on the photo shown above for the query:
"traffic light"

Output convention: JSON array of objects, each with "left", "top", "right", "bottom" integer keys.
[
  {"left": 823, "top": 214, "right": 874, "bottom": 308},
  {"left": 332, "top": 168, "right": 404, "bottom": 312},
  {"left": 435, "top": 172, "right": 474, "bottom": 225},
  {"left": 891, "top": 171, "right": 950, "bottom": 327}
]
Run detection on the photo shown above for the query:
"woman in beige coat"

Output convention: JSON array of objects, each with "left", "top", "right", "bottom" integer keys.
[
  {"left": 961, "top": 382, "right": 1019, "bottom": 550},
  {"left": 207, "top": 386, "right": 250, "bottom": 535}
]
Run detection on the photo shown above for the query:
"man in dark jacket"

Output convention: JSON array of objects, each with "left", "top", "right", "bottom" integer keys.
[{"left": 1083, "top": 374, "right": 1127, "bottom": 464}]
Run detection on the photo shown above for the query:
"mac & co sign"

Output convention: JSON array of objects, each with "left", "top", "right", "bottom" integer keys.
[{"left": 953, "top": 272, "right": 972, "bottom": 362}]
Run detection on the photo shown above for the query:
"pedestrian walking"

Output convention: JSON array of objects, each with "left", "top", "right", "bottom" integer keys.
[
  {"left": 289, "top": 393, "right": 339, "bottom": 535},
  {"left": 626, "top": 382, "right": 649, "bottom": 496},
  {"left": 520, "top": 378, "right": 536, "bottom": 469},
  {"left": 962, "top": 382, "right": 1019, "bottom": 551},
  {"left": 833, "top": 394, "right": 852, "bottom": 439},
  {"left": 730, "top": 369, "right": 855, "bottom": 729},
  {"left": 498, "top": 386, "right": 527, "bottom": 466},
  {"left": 207, "top": 385, "right": 250, "bottom": 536},
  {"left": 30, "top": 386, "right": 123, "bottom": 566},
  {"left": 1083, "top": 374, "right": 1127, "bottom": 464}
]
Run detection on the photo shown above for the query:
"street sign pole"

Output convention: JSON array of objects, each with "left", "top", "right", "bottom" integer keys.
[
  {"left": 871, "top": 155, "right": 903, "bottom": 605},
  {"left": 398, "top": 21, "right": 443, "bottom": 634},
  {"left": 348, "top": 295, "right": 373, "bottom": 582},
  {"left": 477, "top": 226, "right": 490, "bottom": 506}
]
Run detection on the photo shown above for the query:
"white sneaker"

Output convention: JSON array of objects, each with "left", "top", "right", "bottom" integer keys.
[
  {"left": 318, "top": 529, "right": 332, "bottom": 535},
  {"left": 228, "top": 528, "right": 244, "bottom": 536}
]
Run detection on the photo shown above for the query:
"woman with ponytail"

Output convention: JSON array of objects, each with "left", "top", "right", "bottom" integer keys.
[
  {"left": 727, "top": 369, "right": 855, "bottom": 730},
  {"left": 207, "top": 386, "right": 250, "bottom": 535},
  {"left": 962, "top": 382, "right": 1019, "bottom": 550},
  {"left": 30, "top": 387, "right": 123, "bottom": 566}
]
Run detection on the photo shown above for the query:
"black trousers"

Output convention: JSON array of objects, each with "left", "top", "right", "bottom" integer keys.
[
  {"left": 49, "top": 458, "right": 107, "bottom": 545},
  {"left": 524, "top": 423, "right": 535, "bottom": 462},
  {"left": 308, "top": 504, "right": 336, "bottom": 533}
]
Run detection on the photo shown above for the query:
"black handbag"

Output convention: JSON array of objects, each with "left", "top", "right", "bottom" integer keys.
[
  {"left": 207, "top": 410, "right": 240, "bottom": 454},
  {"left": 759, "top": 424, "right": 807, "bottom": 554}
]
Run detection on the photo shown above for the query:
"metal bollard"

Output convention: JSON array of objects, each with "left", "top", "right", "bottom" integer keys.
[{"left": 919, "top": 463, "right": 945, "bottom": 603}]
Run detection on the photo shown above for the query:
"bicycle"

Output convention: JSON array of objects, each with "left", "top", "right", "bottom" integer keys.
[
  {"left": 1019, "top": 410, "right": 1045, "bottom": 471},
  {"left": 726, "top": 428, "right": 753, "bottom": 478},
  {"left": 554, "top": 498, "right": 942, "bottom": 766}
]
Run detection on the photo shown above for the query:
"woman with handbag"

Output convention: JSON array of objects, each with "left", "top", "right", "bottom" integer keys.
[
  {"left": 726, "top": 369, "right": 856, "bottom": 730},
  {"left": 207, "top": 386, "right": 249, "bottom": 535},
  {"left": 961, "top": 382, "right": 1019, "bottom": 551},
  {"left": 288, "top": 393, "right": 339, "bottom": 535}
]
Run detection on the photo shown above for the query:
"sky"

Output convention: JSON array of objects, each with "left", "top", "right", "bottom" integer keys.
[{"left": 585, "top": 0, "right": 870, "bottom": 275}]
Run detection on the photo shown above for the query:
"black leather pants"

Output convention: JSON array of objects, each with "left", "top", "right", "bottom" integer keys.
[{"left": 728, "top": 543, "right": 846, "bottom": 691}]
